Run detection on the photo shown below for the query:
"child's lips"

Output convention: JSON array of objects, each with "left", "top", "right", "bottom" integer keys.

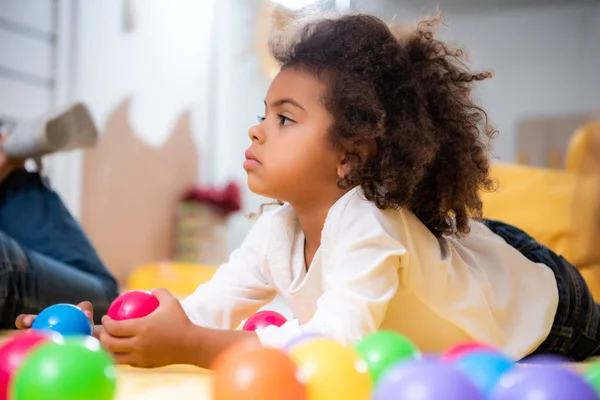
[{"left": 244, "top": 149, "right": 261, "bottom": 169}]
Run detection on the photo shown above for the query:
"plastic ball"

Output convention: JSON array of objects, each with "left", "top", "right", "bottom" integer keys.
[
  {"left": 453, "top": 351, "right": 514, "bottom": 396},
  {"left": 212, "top": 345, "right": 306, "bottom": 400},
  {"left": 211, "top": 338, "right": 263, "bottom": 371},
  {"left": 420, "top": 354, "right": 441, "bottom": 363},
  {"left": 520, "top": 353, "right": 570, "bottom": 365},
  {"left": 242, "top": 310, "right": 287, "bottom": 331},
  {"left": 107, "top": 290, "right": 159, "bottom": 321},
  {"left": 10, "top": 336, "right": 117, "bottom": 400},
  {"left": 491, "top": 364, "right": 599, "bottom": 400},
  {"left": 355, "top": 331, "right": 421, "bottom": 384},
  {"left": 374, "top": 359, "right": 484, "bottom": 400},
  {"left": 585, "top": 361, "right": 600, "bottom": 395},
  {"left": 284, "top": 333, "right": 323, "bottom": 351},
  {"left": 31, "top": 303, "right": 93, "bottom": 336},
  {"left": 288, "top": 337, "right": 371, "bottom": 400},
  {"left": 442, "top": 341, "right": 498, "bottom": 362},
  {"left": 0, "top": 331, "right": 60, "bottom": 400}
]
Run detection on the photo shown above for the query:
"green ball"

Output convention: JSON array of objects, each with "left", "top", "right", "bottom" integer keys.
[
  {"left": 584, "top": 361, "right": 600, "bottom": 395},
  {"left": 11, "top": 336, "right": 117, "bottom": 400},
  {"left": 355, "top": 330, "right": 421, "bottom": 384}
]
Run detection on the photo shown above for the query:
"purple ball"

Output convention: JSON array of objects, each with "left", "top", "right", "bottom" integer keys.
[
  {"left": 374, "top": 360, "right": 484, "bottom": 400},
  {"left": 419, "top": 353, "right": 440, "bottom": 363},
  {"left": 519, "top": 354, "right": 570, "bottom": 365},
  {"left": 491, "top": 365, "right": 599, "bottom": 400}
]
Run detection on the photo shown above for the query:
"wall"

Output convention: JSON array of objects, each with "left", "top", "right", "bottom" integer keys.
[
  {"left": 209, "top": 0, "right": 275, "bottom": 251},
  {"left": 0, "top": 0, "right": 55, "bottom": 121},
  {"left": 81, "top": 101, "right": 199, "bottom": 284},
  {"left": 1, "top": 0, "right": 218, "bottom": 218},
  {"left": 448, "top": 3, "right": 600, "bottom": 161},
  {"left": 0, "top": 0, "right": 81, "bottom": 214},
  {"left": 71, "top": 0, "right": 215, "bottom": 280},
  {"left": 74, "top": 0, "right": 215, "bottom": 151},
  {"left": 355, "top": 1, "right": 600, "bottom": 161}
]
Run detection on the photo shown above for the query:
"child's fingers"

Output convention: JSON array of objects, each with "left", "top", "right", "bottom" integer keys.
[
  {"left": 14, "top": 314, "right": 36, "bottom": 329},
  {"left": 77, "top": 301, "right": 94, "bottom": 323},
  {"left": 92, "top": 325, "right": 104, "bottom": 340},
  {"left": 101, "top": 315, "right": 138, "bottom": 338},
  {"left": 77, "top": 301, "right": 94, "bottom": 315},
  {"left": 99, "top": 328, "right": 137, "bottom": 354},
  {"left": 110, "top": 352, "right": 137, "bottom": 366}
]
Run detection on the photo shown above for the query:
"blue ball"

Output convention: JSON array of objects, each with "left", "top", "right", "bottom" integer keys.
[
  {"left": 32, "top": 303, "right": 93, "bottom": 336},
  {"left": 453, "top": 351, "right": 514, "bottom": 396}
]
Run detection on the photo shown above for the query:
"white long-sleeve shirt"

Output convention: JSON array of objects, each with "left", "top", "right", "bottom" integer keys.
[{"left": 181, "top": 187, "right": 558, "bottom": 359}]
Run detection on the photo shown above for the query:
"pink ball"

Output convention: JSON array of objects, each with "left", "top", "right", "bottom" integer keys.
[
  {"left": 0, "top": 331, "right": 58, "bottom": 400},
  {"left": 242, "top": 310, "right": 287, "bottom": 331},
  {"left": 442, "top": 341, "right": 498, "bottom": 362},
  {"left": 107, "top": 290, "right": 160, "bottom": 321}
]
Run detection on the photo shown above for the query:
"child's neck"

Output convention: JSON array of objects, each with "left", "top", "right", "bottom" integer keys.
[{"left": 292, "top": 192, "right": 346, "bottom": 269}]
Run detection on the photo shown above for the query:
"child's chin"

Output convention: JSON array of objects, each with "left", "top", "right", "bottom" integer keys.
[{"left": 246, "top": 177, "right": 271, "bottom": 198}]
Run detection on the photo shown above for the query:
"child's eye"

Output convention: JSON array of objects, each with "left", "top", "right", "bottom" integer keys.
[
  {"left": 278, "top": 115, "right": 295, "bottom": 126},
  {"left": 257, "top": 115, "right": 266, "bottom": 123}
]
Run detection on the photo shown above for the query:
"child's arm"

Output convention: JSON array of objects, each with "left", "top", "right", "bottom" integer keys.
[
  {"left": 179, "top": 212, "right": 277, "bottom": 329},
  {"left": 99, "top": 212, "right": 278, "bottom": 368},
  {"left": 251, "top": 202, "right": 406, "bottom": 349},
  {"left": 100, "top": 289, "right": 260, "bottom": 368}
]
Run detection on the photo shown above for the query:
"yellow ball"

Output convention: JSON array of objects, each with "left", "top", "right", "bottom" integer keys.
[{"left": 288, "top": 338, "right": 372, "bottom": 400}]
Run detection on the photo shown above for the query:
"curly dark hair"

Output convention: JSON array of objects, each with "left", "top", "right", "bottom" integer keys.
[{"left": 269, "top": 13, "right": 497, "bottom": 237}]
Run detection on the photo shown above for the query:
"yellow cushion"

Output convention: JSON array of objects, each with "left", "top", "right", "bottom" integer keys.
[
  {"left": 580, "top": 267, "right": 600, "bottom": 300},
  {"left": 481, "top": 163, "right": 600, "bottom": 268},
  {"left": 125, "top": 262, "right": 216, "bottom": 298},
  {"left": 565, "top": 121, "right": 600, "bottom": 174}
]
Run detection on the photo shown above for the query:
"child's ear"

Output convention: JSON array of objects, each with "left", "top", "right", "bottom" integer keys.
[
  {"left": 337, "top": 156, "right": 350, "bottom": 180},
  {"left": 337, "top": 141, "right": 376, "bottom": 180}
]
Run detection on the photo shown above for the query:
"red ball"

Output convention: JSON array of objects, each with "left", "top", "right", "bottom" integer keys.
[
  {"left": 0, "top": 330, "right": 58, "bottom": 400},
  {"left": 107, "top": 290, "right": 160, "bottom": 321},
  {"left": 242, "top": 310, "right": 287, "bottom": 331},
  {"left": 442, "top": 341, "right": 498, "bottom": 362}
]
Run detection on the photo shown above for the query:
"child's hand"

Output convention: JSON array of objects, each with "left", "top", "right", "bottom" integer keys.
[
  {"left": 14, "top": 301, "right": 103, "bottom": 339},
  {"left": 99, "top": 289, "right": 196, "bottom": 368}
]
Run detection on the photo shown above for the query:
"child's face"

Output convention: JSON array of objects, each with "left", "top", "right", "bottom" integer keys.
[{"left": 245, "top": 67, "right": 344, "bottom": 204}]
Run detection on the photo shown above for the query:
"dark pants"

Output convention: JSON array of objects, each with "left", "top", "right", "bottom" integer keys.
[
  {"left": 483, "top": 219, "right": 600, "bottom": 361},
  {"left": 0, "top": 170, "right": 119, "bottom": 327}
]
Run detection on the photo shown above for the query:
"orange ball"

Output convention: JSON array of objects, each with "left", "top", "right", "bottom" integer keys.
[
  {"left": 212, "top": 345, "right": 306, "bottom": 400},
  {"left": 211, "top": 338, "right": 263, "bottom": 371}
]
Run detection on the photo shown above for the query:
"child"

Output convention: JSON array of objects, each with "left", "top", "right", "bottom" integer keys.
[{"left": 17, "top": 13, "right": 600, "bottom": 368}]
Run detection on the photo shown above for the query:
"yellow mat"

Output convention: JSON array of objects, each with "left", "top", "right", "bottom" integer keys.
[{"left": 116, "top": 365, "right": 212, "bottom": 400}]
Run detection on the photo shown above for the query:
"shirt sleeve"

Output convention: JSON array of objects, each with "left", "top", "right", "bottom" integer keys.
[
  {"left": 180, "top": 212, "right": 277, "bottom": 330},
  {"left": 256, "top": 200, "right": 406, "bottom": 347}
]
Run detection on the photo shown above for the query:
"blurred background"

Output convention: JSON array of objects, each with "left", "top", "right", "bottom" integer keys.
[{"left": 1, "top": 0, "right": 599, "bottom": 297}]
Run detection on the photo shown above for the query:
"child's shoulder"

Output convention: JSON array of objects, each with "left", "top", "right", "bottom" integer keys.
[
  {"left": 326, "top": 187, "right": 403, "bottom": 232},
  {"left": 333, "top": 186, "right": 395, "bottom": 215}
]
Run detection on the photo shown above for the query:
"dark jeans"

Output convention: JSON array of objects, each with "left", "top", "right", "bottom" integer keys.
[
  {"left": 0, "top": 170, "right": 119, "bottom": 327},
  {"left": 483, "top": 219, "right": 600, "bottom": 361}
]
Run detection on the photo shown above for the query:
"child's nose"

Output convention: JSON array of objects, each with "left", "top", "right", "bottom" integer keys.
[{"left": 248, "top": 124, "right": 265, "bottom": 143}]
